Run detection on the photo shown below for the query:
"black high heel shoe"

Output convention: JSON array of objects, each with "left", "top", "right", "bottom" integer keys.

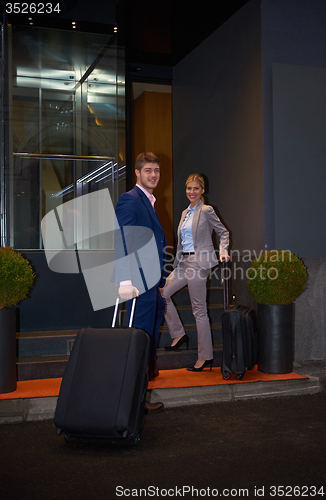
[
  {"left": 187, "top": 359, "right": 213, "bottom": 372},
  {"left": 164, "top": 334, "right": 189, "bottom": 351}
]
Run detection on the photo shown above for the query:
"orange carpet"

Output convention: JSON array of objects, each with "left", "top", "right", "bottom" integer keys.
[
  {"left": 0, "top": 378, "right": 62, "bottom": 400},
  {"left": 148, "top": 366, "right": 307, "bottom": 389},
  {"left": 0, "top": 366, "right": 307, "bottom": 400}
]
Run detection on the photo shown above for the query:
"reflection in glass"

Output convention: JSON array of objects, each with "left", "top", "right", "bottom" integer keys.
[{"left": 5, "top": 23, "right": 125, "bottom": 249}]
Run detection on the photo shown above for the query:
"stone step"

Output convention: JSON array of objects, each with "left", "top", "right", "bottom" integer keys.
[
  {"left": 16, "top": 346, "right": 223, "bottom": 381},
  {"left": 156, "top": 346, "right": 223, "bottom": 370},
  {"left": 17, "top": 330, "right": 78, "bottom": 358},
  {"left": 17, "top": 354, "right": 69, "bottom": 381},
  {"left": 17, "top": 286, "right": 225, "bottom": 358},
  {"left": 15, "top": 281, "right": 225, "bottom": 381},
  {"left": 16, "top": 322, "right": 223, "bottom": 358},
  {"left": 158, "top": 324, "right": 223, "bottom": 349}
]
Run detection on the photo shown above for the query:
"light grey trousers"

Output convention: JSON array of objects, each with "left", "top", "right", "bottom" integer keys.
[{"left": 161, "top": 255, "right": 213, "bottom": 361}]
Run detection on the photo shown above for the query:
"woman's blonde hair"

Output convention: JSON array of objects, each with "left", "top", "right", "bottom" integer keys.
[{"left": 185, "top": 173, "right": 205, "bottom": 202}]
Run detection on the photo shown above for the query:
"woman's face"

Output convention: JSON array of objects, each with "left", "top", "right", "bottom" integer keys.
[{"left": 186, "top": 180, "right": 204, "bottom": 208}]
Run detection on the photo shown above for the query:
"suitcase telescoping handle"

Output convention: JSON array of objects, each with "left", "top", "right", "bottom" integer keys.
[
  {"left": 222, "top": 260, "right": 229, "bottom": 310},
  {"left": 111, "top": 296, "right": 137, "bottom": 328}
]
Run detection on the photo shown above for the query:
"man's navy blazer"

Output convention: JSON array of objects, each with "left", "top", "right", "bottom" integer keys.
[{"left": 114, "top": 185, "right": 167, "bottom": 290}]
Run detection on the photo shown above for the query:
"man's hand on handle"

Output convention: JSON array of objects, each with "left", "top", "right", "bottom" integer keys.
[{"left": 118, "top": 285, "right": 140, "bottom": 301}]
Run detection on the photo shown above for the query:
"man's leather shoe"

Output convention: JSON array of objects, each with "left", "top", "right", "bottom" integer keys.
[{"left": 144, "top": 401, "right": 164, "bottom": 414}]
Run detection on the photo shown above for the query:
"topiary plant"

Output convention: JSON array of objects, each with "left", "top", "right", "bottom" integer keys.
[
  {"left": 0, "top": 246, "right": 36, "bottom": 310},
  {"left": 247, "top": 250, "right": 307, "bottom": 304}
]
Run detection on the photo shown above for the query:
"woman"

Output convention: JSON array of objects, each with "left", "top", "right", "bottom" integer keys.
[{"left": 161, "top": 174, "right": 230, "bottom": 371}]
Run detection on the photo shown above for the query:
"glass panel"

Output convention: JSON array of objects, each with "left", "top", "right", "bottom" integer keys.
[{"left": 5, "top": 23, "right": 125, "bottom": 250}]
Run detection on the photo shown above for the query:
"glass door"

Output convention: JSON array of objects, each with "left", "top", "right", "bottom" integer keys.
[{"left": 1, "top": 22, "right": 126, "bottom": 250}]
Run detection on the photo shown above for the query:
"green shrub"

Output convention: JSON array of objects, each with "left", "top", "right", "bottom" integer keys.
[
  {"left": 247, "top": 250, "right": 307, "bottom": 304},
  {"left": 0, "top": 247, "right": 36, "bottom": 309}
]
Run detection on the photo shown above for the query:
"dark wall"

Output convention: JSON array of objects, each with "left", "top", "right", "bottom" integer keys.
[
  {"left": 272, "top": 63, "right": 326, "bottom": 257},
  {"left": 261, "top": 0, "right": 326, "bottom": 255},
  {"left": 172, "top": 0, "right": 264, "bottom": 255},
  {"left": 173, "top": 0, "right": 326, "bottom": 260}
]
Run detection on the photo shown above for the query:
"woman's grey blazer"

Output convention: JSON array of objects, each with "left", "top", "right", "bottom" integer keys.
[{"left": 173, "top": 200, "right": 229, "bottom": 270}]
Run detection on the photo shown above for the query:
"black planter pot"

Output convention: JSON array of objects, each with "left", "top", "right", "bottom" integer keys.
[
  {"left": 0, "top": 308, "right": 17, "bottom": 393},
  {"left": 258, "top": 303, "right": 294, "bottom": 374}
]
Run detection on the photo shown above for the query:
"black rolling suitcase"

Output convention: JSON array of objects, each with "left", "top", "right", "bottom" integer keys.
[
  {"left": 54, "top": 297, "right": 149, "bottom": 445},
  {"left": 221, "top": 262, "right": 258, "bottom": 380}
]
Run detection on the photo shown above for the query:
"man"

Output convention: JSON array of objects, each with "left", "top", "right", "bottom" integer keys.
[{"left": 115, "top": 152, "right": 167, "bottom": 413}]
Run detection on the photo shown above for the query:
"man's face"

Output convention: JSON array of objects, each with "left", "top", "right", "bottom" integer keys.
[{"left": 135, "top": 162, "right": 160, "bottom": 193}]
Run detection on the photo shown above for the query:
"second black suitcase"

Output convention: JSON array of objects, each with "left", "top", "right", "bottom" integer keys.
[
  {"left": 221, "top": 306, "right": 258, "bottom": 380},
  {"left": 220, "top": 262, "right": 258, "bottom": 380},
  {"left": 54, "top": 300, "right": 149, "bottom": 445}
]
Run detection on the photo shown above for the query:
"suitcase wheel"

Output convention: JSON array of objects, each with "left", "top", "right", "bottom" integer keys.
[
  {"left": 133, "top": 434, "right": 141, "bottom": 446},
  {"left": 236, "top": 373, "right": 244, "bottom": 380},
  {"left": 64, "top": 434, "right": 71, "bottom": 443},
  {"left": 222, "top": 370, "right": 231, "bottom": 380}
]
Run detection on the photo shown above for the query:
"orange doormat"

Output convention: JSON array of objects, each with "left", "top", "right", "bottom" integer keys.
[
  {"left": 148, "top": 366, "right": 307, "bottom": 390},
  {"left": 0, "top": 366, "right": 307, "bottom": 400},
  {"left": 0, "top": 378, "right": 62, "bottom": 400}
]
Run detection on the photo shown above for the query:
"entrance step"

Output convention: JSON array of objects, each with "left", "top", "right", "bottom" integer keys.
[
  {"left": 17, "top": 354, "right": 69, "bottom": 381},
  {"left": 17, "top": 346, "right": 223, "bottom": 381},
  {"left": 16, "top": 279, "right": 226, "bottom": 381},
  {"left": 17, "top": 330, "right": 78, "bottom": 358}
]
